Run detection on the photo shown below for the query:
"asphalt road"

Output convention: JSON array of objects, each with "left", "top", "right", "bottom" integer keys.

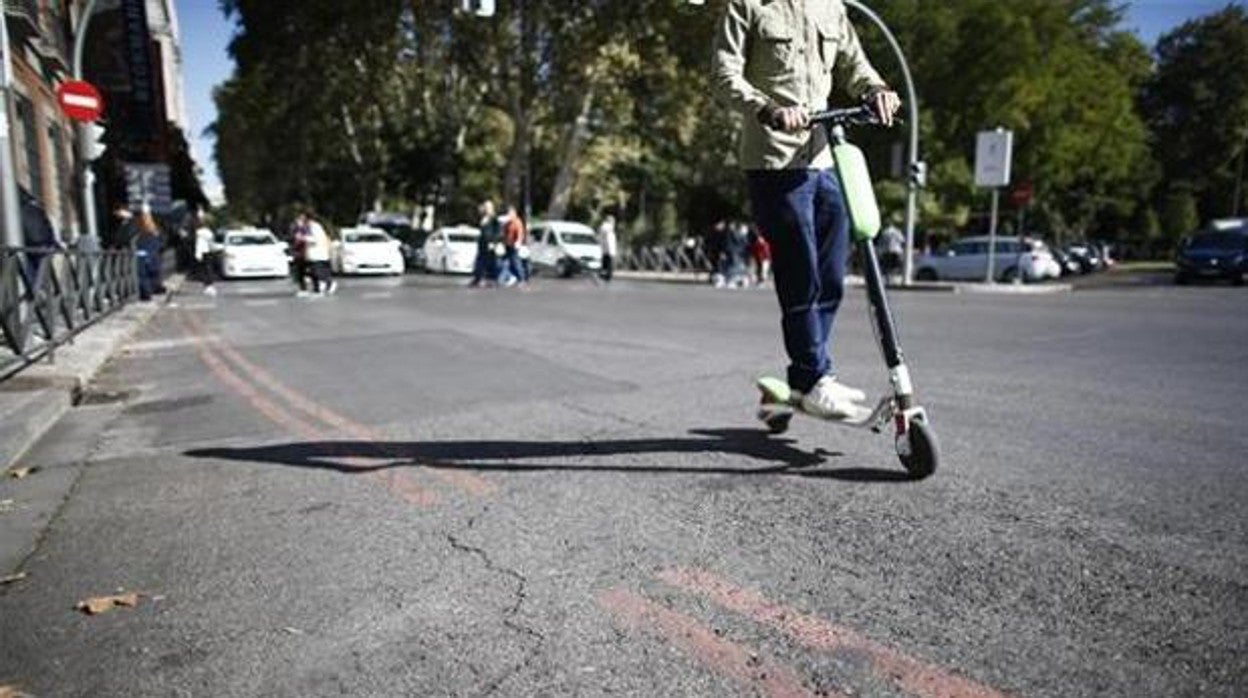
[{"left": 2, "top": 272, "right": 1245, "bottom": 697}]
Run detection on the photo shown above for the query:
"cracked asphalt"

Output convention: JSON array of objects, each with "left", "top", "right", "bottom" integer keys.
[{"left": 1, "top": 273, "right": 1245, "bottom": 697}]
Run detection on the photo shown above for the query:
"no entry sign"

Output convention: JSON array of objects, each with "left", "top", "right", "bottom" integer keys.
[{"left": 56, "top": 81, "right": 105, "bottom": 122}]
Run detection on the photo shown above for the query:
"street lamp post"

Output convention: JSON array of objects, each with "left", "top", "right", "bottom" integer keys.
[
  {"left": 1, "top": 5, "right": 24, "bottom": 249},
  {"left": 73, "top": 0, "right": 101, "bottom": 244},
  {"left": 844, "top": 0, "right": 921, "bottom": 286}
]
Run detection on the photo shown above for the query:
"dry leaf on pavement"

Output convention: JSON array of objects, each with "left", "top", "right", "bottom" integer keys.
[
  {"left": 0, "top": 572, "right": 28, "bottom": 585},
  {"left": 0, "top": 684, "right": 32, "bottom": 698},
  {"left": 76, "top": 592, "right": 140, "bottom": 615},
  {"left": 5, "top": 467, "right": 38, "bottom": 479}
]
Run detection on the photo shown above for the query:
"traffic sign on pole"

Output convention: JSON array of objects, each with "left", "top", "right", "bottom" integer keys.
[
  {"left": 56, "top": 80, "right": 105, "bottom": 122},
  {"left": 974, "top": 128, "right": 1013, "bottom": 189}
]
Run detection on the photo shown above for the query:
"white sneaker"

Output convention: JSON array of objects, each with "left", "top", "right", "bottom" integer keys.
[
  {"left": 202, "top": 286, "right": 218, "bottom": 296},
  {"left": 327, "top": 281, "right": 338, "bottom": 295},
  {"left": 799, "top": 375, "right": 869, "bottom": 420}
]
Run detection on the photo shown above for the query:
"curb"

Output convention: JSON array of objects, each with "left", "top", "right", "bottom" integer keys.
[{"left": 0, "top": 275, "right": 184, "bottom": 472}]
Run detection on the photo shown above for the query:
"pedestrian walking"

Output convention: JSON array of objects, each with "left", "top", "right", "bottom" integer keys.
[
  {"left": 303, "top": 213, "right": 335, "bottom": 295},
  {"left": 500, "top": 204, "right": 528, "bottom": 287},
  {"left": 598, "top": 214, "right": 618, "bottom": 283},
  {"left": 470, "top": 200, "right": 500, "bottom": 288},
  {"left": 877, "top": 220, "right": 904, "bottom": 283},
  {"left": 193, "top": 215, "right": 218, "bottom": 296},
  {"left": 289, "top": 213, "right": 311, "bottom": 295},
  {"left": 134, "top": 208, "right": 164, "bottom": 301},
  {"left": 750, "top": 226, "right": 771, "bottom": 285},
  {"left": 712, "top": 0, "right": 900, "bottom": 418},
  {"left": 18, "top": 188, "right": 58, "bottom": 285},
  {"left": 723, "top": 221, "right": 750, "bottom": 288}
]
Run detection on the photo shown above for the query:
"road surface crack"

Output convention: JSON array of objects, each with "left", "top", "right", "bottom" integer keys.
[{"left": 445, "top": 522, "right": 545, "bottom": 697}]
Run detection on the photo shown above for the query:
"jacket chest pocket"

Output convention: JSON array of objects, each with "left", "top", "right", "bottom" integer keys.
[
  {"left": 813, "top": 11, "right": 841, "bottom": 72},
  {"left": 755, "top": 11, "right": 795, "bottom": 72}
]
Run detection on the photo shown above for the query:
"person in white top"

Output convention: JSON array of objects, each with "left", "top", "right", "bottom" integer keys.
[
  {"left": 193, "top": 216, "right": 217, "bottom": 296},
  {"left": 302, "top": 212, "right": 336, "bottom": 295},
  {"left": 598, "top": 214, "right": 618, "bottom": 283}
]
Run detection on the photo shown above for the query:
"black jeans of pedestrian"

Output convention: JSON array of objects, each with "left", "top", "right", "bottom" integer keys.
[
  {"left": 196, "top": 256, "right": 216, "bottom": 286},
  {"left": 310, "top": 261, "right": 331, "bottom": 292},
  {"left": 746, "top": 168, "right": 851, "bottom": 393},
  {"left": 601, "top": 253, "right": 614, "bottom": 282},
  {"left": 292, "top": 259, "right": 308, "bottom": 291}
]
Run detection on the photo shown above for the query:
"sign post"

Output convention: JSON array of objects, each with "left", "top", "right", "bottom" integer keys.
[{"left": 975, "top": 128, "right": 1013, "bottom": 283}]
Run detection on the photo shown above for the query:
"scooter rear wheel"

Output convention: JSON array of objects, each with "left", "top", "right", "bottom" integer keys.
[
  {"left": 763, "top": 412, "right": 793, "bottom": 434},
  {"left": 899, "top": 419, "right": 939, "bottom": 479}
]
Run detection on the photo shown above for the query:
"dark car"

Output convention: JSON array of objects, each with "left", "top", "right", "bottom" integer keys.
[
  {"left": 1174, "top": 231, "right": 1248, "bottom": 286},
  {"left": 1050, "top": 246, "right": 1082, "bottom": 277},
  {"left": 371, "top": 223, "right": 428, "bottom": 272},
  {"left": 1065, "top": 242, "right": 1102, "bottom": 274}
]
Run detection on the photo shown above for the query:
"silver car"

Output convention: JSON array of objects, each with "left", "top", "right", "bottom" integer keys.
[{"left": 915, "top": 236, "right": 1060, "bottom": 282}]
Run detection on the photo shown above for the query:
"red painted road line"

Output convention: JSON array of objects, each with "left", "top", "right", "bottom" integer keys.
[
  {"left": 179, "top": 314, "right": 320, "bottom": 440},
  {"left": 657, "top": 568, "right": 1009, "bottom": 698},
  {"left": 598, "top": 587, "right": 827, "bottom": 698},
  {"left": 178, "top": 312, "right": 438, "bottom": 507},
  {"left": 183, "top": 312, "right": 495, "bottom": 498}
]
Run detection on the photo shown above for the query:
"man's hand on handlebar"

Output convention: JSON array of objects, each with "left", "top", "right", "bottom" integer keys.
[
  {"left": 759, "top": 105, "right": 810, "bottom": 133},
  {"left": 867, "top": 88, "right": 902, "bottom": 127}
]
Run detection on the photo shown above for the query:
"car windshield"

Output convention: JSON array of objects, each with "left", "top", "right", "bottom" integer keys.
[
  {"left": 227, "top": 233, "right": 276, "bottom": 246},
  {"left": 447, "top": 232, "right": 478, "bottom": 243},
  {"left": 559, "top": 231, "right": 598, "bottom": 246},
  {"left": 1187, "top": 233, "right": 1244, "bottom": 251},
  {"left": 345, "top": 232, "right": 390, "bottom": 243}
]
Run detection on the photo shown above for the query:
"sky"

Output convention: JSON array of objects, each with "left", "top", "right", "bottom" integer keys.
[{"left": 174, "top": 0, "right": 1246, "bottom": 205}]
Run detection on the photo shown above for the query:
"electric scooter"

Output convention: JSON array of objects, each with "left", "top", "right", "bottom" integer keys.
[{"left": 756, "top": 105, "right": 939, "bottom": 479}]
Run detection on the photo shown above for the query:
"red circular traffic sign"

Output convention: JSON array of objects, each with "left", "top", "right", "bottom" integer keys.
[{"left": 56, "top": 81, "right": 105, "bottom": 122}]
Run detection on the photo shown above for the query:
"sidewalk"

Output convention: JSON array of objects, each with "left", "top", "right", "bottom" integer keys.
[
  {"left": 0, "top": 277, "right": 183, "bottom": 579},
  {"left": 1, "top": 276, "right": 184, "bottom": 472}
]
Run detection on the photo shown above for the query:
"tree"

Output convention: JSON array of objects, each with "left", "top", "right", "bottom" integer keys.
[{"left": 1143, "top": 6, "right": 1248, "bottom": 222}]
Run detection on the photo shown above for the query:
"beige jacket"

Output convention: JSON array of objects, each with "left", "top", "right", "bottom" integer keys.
[{"left": 712, "top": 0, "right": 887, "bottom": 170}]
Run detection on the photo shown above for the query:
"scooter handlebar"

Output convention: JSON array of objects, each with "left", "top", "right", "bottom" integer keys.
[{"left": 807, "top": 105, "right": 889, "bottom": 128}]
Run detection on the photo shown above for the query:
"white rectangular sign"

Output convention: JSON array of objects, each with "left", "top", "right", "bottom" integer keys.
[{"left": 975, "top": 129, "right": 1013, "bottom": 188}]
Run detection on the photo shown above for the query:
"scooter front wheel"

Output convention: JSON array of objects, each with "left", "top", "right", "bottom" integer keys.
[{"left": 899, "top": 418, "right": 939, "bottom": 480}]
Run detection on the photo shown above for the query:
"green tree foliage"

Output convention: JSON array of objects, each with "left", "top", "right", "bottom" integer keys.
[
  {"left": 210, "top": 0, "right": 1233, "bottom": 253},
  {"left": 856, "top": 0, "right": 1154, "bottom": 243},
  {"left": 1143, "top": 6, "right": 1248, "bottom": 222}
]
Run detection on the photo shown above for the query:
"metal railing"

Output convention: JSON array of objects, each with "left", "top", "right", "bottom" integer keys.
[
  {"left": 1, "top": 246, "right": 138, "bottom": 378},
  {"left": 618, "top": 245, "right": 713, "bottom": 275}
]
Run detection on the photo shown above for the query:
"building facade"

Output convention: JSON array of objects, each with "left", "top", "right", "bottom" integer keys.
[
  {"left": 4, "top": 0, "right": 196, "bottom": 245},
  {"left": 3, "top": 0, "right": 81, "bottom": 241}
]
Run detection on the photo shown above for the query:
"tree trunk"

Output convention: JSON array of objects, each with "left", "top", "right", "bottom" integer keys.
[{"left": 545, "top": 85, "right": 597, "bottom": 220}]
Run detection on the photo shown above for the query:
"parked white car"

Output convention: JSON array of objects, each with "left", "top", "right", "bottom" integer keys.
[
  {"left": 528, "top": 221, "right": 602, "bottom": 277},
  {"left": 422, "top": 226, "right": 480, "bottom": 274},
  {"left": 915, "top": 236, "right": 1060, "bottom": 282},
  {"left": 331, "top": 227, "right": 405, "bottom": 275},
  {"left": 217, "top": 227, "right": 290, "bottom": 279}
]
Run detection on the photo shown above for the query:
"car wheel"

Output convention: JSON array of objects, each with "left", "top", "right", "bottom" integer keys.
[
  {"left": 556, "top": 258, "right": 572, "bottom": 278},
  {"left": 441, "top": 258, "right": 449, "bottom": 275},
  {"left": 1174, "top": 272, "right": 1190, "bottom": 286},
  {"left": 1000, "top": 266, "right": 1019, "bottom": 283},
  {"left": 915, "top": 268, "right": 938, "bottom": 282}
]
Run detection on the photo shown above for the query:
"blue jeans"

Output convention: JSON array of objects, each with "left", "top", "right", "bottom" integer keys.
[
  {"left": 747, "top": 169, "right": 850, "bottom": 393},
  {"left": 499, "top": 247, "right": 526, "bottom": 284}
]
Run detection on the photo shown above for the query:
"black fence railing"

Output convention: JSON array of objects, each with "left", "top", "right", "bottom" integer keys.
[
  {"left": 618, "top": 245, "right": 713, "bottom": 275},
  {"left": 0, "top": 247, "right": 138, "bottom": 378}
]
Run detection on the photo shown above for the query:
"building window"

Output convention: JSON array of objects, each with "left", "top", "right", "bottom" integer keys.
[
  {"left": 14, "top": 93, "right": 44, "bottom": 204},
  {"left": 49, "top": 123, "right": 74, "bottom": 237}
]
